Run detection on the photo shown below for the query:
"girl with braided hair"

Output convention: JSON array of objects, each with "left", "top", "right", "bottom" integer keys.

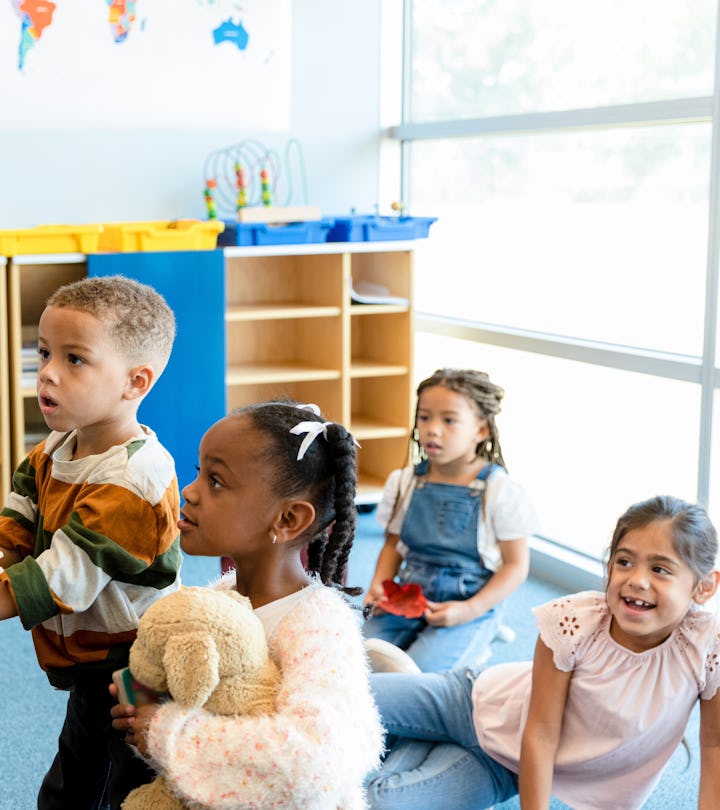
[
  {"left": 110, "top": 401, "right": 383, "bottom": 809},
  {"left": 364, "top": 369, "right": 539, "bottom": 672}
]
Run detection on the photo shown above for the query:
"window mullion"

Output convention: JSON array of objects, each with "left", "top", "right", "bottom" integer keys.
[{"left": 696, "top": 11, "right": 720, "bottom": 506}]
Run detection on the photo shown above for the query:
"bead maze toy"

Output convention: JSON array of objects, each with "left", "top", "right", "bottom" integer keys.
[
  {"left": 203, "top": 138, "right": 320, "bottom": 223},
  {"left": 260, "top": 167, "right": 272, "bottom": 207},
  {"left": 234, "top": 162, "right": 247, "bottom": 211},
  {"left": 204, "top": 179, "right": 218, "bottom": 220}
]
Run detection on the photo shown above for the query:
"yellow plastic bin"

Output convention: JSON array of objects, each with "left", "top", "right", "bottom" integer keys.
[
  {"left": 0, "top": 225, "right": 103, "bottom": 256},
  {"left": 99, "top": 220, "right": 225, "bottom": 252}
]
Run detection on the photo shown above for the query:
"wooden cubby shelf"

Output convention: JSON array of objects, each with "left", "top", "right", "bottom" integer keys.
[
  {"left": 226, "top": 363, "right": 342, "bottom": 385},
  {"left": 2, "top": 241, "right": 417, "bottom": 504},
  {"left": 6, "top": 254, "right": 87, "bottom": 470},
  {"left": 227, "top": 304, "right": 341, "bottom": 320},
  {"left": 350, "top": 361, "right": 409, "bottom": 377},
  {"left": 224, "top": 241, "right": 415, "bottom": 501}
]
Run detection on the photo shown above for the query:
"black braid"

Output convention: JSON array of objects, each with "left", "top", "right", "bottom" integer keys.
[
  {"left": 319, "top": 423, "right": 359, "bottom": 593},
  {"left": 236, "top": 400, "right": 361, "bottom": 595},
  {"left": 304, "top": 532, "right": 327, "bottom": 575},
  {"left": 413, "top": 368, "right": 507, "bottom": 469}
]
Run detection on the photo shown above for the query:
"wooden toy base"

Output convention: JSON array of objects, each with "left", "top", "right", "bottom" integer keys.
[{"left": 236, "top": 205, "right": 322, "bottom": 224}]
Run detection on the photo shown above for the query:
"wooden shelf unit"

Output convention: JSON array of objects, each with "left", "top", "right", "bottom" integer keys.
[
  {"left": 224, "top": 241, "right": 415, "bottom": 502},
  {"left": 2, "top": 241, "right": 417, "bottom": 505},
  {"left": 7, "top": 254, "right": 86, "bottom": 469}
]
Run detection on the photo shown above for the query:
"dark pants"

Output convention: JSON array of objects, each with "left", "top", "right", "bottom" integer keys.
[{"left": 38, "top": 672, "right": 155, "bottom": 810}]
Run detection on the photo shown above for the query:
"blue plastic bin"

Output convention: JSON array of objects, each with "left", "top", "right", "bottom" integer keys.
[
  {"left": 218, "top": 218, "right": 335, "bottom": 247},
  {"left": 326, "top": 215, "right": 437, "bottom": 242}
]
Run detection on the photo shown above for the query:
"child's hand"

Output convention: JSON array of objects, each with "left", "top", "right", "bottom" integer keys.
[
  {"left": 132, "top": 703, "right": 158, "bottom": 757},
  {"left": 109, "top": 682, "right": 137, "bottom": 739},
  {"left": 109, "top": 682, "right": 158, "bottom": 753},
  {"left": 424, "top": 599, "right": 477, "bottom": 626},
  {"left": 364, "top": 581, "right": 389, "bottom": 608}
]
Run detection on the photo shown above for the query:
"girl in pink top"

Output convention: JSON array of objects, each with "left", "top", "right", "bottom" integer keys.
[{"left": 365, "top": 495, "right": 720, "bottom": 810}]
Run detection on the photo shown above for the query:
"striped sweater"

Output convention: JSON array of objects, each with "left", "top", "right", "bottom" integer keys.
[{"left": 0, "top": 428, "right": 182, "bottom": 688}]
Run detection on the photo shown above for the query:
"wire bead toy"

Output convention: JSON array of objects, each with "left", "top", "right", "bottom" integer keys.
[{"left": 203, "top": 138, "right": 310, "bottom": 219}]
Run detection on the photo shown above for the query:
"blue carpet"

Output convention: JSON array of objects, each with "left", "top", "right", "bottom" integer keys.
[{"left": 0, "top": 511, "right": 699, "bottom": 808}]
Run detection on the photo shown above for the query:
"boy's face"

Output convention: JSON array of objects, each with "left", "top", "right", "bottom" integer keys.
[{"left": 37, "top": 305, "right": 137, "bottom": 443}]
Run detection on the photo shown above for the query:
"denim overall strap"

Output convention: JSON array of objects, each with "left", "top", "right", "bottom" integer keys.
[{"left": 401, "top": 462, "right": 497, "bottom": 570}]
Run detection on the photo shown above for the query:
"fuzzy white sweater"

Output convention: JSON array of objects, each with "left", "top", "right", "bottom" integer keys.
[{"left": 145, "top": 576, "right": 384, "bottom": 809}]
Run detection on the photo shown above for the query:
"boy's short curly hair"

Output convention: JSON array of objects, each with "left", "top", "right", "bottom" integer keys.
[{"left": 46, "top": 274, "right": 176, "bottom": 373}]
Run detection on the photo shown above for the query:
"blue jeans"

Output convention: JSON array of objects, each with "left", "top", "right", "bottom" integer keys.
[
  {"left": 364, "top": 561, "right": 500, "bottom": 671},
  {"left": 365, "top": 669, "right": 518, "bottom": 810}
]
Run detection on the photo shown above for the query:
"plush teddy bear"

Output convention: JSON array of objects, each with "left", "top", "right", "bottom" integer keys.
[{"left": 121, "top": 586, "right": 281, "bottom": 810}]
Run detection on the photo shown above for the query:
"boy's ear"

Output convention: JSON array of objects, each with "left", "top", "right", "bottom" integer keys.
[
  {"left": 123, "top": 364, "right": 155, "bottom": 401},
  {"left": 693, "top": 571, "right": 719, "bottom": 604},
  {"left": 273, "top": 501, "right": 316, "bottom": 544}
]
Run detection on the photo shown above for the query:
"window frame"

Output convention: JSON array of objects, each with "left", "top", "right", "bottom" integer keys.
[{"left": 387, "top": 0, "right": 720, "bottom": 526}]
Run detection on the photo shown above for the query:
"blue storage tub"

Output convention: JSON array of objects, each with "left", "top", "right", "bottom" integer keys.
[
  {"left": 218, "top": 217, "right": 335, "bottom": 247},
  {"left": 326, "top": 215, "right": 437, "bottom": 242}
]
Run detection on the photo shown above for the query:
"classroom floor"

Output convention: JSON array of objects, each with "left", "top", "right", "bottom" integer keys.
[{"left": 0, "top": 510, "right": 699, "bottom": 809}]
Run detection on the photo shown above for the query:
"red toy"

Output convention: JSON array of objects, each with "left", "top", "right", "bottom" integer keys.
[{"left": 381, "top": 580, "right": 428, "bottom": 618}]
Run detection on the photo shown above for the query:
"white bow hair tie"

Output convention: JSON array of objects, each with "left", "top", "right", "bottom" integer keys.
[
  {"left": 290, "top": 420, "right": 332, "bottom": 460},
  {"left": 296, "top": 402, "right": 321, "bottom": 416}
]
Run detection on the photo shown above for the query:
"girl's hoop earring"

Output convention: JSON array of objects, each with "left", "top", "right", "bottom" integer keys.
[{"left": 272, "top": 535, "right": 278, "bottom": 545}]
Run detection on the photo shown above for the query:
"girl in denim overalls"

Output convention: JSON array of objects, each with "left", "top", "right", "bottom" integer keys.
[{"left": 363, "top": 369, "right": 539, "bottom": 672}]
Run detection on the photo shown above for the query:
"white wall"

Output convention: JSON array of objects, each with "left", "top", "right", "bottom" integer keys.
[{"left": 0, "top": 1, "right": 382, "bottom": 228}]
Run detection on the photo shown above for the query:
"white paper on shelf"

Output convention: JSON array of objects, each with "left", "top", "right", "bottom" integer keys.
[{"left": 351, "top": 280, "right": 408, "bottom": 306}]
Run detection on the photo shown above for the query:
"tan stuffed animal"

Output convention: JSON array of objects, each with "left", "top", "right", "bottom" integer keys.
[{"left": 121, "top": 586, "right": 281, "bottom": 810}]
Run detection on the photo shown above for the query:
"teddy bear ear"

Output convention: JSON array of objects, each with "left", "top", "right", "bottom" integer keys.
[
  {"left": 163, "top": 632, "right": 220, "bottom": 708},
  {"left": 128, "top": 643, "right": 166, "bottom": 692}
]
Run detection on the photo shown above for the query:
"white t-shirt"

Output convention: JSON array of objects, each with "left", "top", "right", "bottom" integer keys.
[
  {"left": 472, "top": 590, "right": 720, "bottom": 810},
  {"left": 254, "top": 587, "right": 310, "bottom": 639},
  {"left": 376, "top": 465, "right": 539, "bottom": 571}
]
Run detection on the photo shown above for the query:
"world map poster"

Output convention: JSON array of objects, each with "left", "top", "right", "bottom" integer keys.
[{"left": 0, "top": 0, "right": 291, "bottom": 129}]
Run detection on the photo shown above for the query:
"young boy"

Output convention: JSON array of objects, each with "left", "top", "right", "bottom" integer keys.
[{"left": 0, "top": 275, "right": 182, "bottom": 810}]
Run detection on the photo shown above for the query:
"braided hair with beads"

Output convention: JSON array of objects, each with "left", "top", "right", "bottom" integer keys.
[{"left": 236, "top": 400, "right": 361, "bottom": 596}]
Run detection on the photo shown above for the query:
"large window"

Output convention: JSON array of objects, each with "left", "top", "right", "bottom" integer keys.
[
  {"left": 410, "top": 127, "right": 710, "bottom": 354},
  {"left": 390, "top": 0, "right": 720, "bottom": 559},
  {"left": 407, "top": 0, "right": 715, "bottom": 120}
]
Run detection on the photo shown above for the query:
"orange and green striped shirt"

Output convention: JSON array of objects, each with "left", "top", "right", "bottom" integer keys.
[{"left": 0, "top": 428, "right": 182, "bottom": 688}]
